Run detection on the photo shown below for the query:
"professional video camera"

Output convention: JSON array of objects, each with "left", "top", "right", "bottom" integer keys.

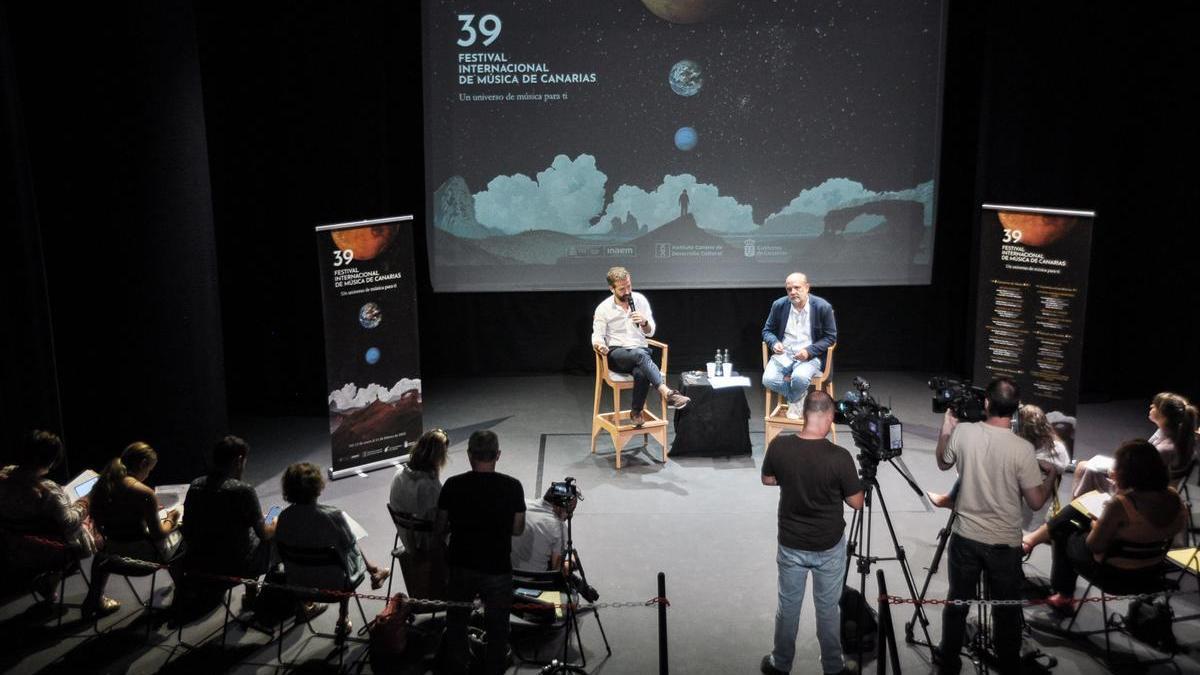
[
  {"left": 927, "top": 377, "right": 987, "bottom": 422},
  {"left": 546, "top": 477, "right": 599, "bottom": 602},
  {"left": 834, "top": 377, "right": 903, "bottom": 462},
  {"left": 546, "top": 476, "right": 583, "bottom": 508}
]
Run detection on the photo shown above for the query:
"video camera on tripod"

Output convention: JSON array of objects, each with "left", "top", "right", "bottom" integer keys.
[
  {"left": 834, "top": 376, "right": 903, "bottom": 462},
  {"left": 546, "top": 476, "right": 582, "bottom": 509},
  {"left": 927, "top": 376, "right": 987, "bottom": 422}
]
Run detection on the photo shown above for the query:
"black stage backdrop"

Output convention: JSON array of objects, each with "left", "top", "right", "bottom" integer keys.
[{"left": 3, "top": 2, "right": 1197, "bottom": 480}]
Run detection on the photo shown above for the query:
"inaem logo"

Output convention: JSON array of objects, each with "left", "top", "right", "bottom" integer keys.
[
  {"left": 743, "top": 239, "right": 756, "bottom": 258},
  {"left": 655, "top": 243, "right": 672, "bottom": 259}
]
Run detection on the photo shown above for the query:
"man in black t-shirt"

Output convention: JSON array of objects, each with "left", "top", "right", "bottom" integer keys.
[
  {"left": 182, "top": 436, "right": 274, "bottom": 580},
  {"left": 436, "top": 430, "right": 526, "bottom": 675},
  {"left": 760, "top": 392, "right": 864, "bottom": 675}
]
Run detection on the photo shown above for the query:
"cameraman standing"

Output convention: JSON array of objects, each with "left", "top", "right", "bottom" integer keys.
[
  {"left": 761, "top": 391, "right": 863, "bottom": 675},
  {"left": 934, "top": 377, "right": 1056, "bottom": 673}
]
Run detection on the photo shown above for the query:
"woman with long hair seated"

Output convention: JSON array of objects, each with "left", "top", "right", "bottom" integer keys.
[
  {"left": 1042, "top": 439, "right": 1186, "bottom": 612},
  {"left": 0, "top": 430, "right": 117, "bottom": 614},
  {"left": 1072, "top": 392, "right": 1197, "bottom": 498},
  {"left": 84, "top": 441, "right": 184, "bottom": 613},
  {"left": 274, "top": 462, "right": 390, "bottom": 638},
  {"left": 388, "top": 429, "right": 450, "bottom": 599},
  {"left": 927, "top": 404, "right": 1070, "bottom": 516}
]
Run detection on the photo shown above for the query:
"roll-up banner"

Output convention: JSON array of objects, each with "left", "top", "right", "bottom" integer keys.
[
  {"left": 315, "top": 215, "right": 423, "bottom": 479},
  {"left": 973, "top": 204, "right": 1095, "bottom": 417}
]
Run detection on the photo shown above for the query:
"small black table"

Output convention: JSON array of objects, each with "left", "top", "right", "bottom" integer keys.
[{"left": 670, "top": 372, "right": 752, "bottom": 457}]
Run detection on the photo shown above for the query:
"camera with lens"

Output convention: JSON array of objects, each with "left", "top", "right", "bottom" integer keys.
[
  {"left": 834, "top": 377, "right": 903, "bottom": 462},
  {"left": 927, "top": 377, "right": 987, "bottom": 422},
  {"left": 546, "top": 476, "right": 582, "bottom": 508}
]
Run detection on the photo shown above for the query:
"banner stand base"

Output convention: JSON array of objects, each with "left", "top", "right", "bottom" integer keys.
[{"left": 328, "top": 453, "right": 411, "bottom": 481}]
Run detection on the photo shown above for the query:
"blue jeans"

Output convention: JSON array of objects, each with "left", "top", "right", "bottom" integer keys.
[
  {"left": 769, "top": 537, "right": 846, "bottom": 674},
  {"left": 444, "top": 566, "right": 512, "bottom": 675},
  {"left": 607, "top": 347, "right": 663, "bottom": 411},
  {"left": 762, "top": 355, "right": 822, "bottom": 404}
]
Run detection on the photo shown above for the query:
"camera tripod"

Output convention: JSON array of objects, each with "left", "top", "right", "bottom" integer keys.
[
  {"left": 843, "top": 455, "right": 934, "bottom": 667},
  {"left": 540, "top": 504, "right": 612, "bottom": 674}
]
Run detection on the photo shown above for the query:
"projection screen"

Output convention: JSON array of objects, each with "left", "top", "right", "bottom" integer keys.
[{"left": 423, "top": 0, "right": 945, "bottom": 291}]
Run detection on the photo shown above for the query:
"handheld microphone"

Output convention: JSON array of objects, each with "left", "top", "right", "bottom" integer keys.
[{"left": 628, "top": 295, "right": 642, "bottom": 326}]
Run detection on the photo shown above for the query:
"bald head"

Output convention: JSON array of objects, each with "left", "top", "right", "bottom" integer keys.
[{"left": 785, "top": 273, "right": 811, "bottom": 308}]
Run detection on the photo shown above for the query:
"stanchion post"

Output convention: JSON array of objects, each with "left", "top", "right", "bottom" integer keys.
[
  {"left": 875, "top": 569, "right": 901, "bottom": 674},
  {"left": 658, "top": 571, "right": 668, "bottom": 675}
]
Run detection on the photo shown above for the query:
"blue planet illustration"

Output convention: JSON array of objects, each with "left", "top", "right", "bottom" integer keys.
[
  {"left": 669, "top": 60, "right": 702, "bottom": 96},
  {"left": 365, "top": 347, "right": 381, "bottom": 364},
  {"left": 358, "top": 302, "right": 382, "bottom": 329},
  {"left": 674, "top": 126, "right": 698, "bottom": 151}
]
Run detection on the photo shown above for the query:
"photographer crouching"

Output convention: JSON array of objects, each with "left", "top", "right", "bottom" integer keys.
[
  {"left": 511, "top": 478, "right": 599, "bottom": 602},
  {"left": 933, "top": 377, "right": 1057, "bottom": 673}
]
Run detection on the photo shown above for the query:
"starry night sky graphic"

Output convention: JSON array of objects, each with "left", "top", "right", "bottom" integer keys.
[{"left": 424, "top": 0, "right": 942, "bottom": 222}]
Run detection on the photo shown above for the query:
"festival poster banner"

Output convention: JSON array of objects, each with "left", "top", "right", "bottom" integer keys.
[
  {"left": 972, "top": 204, "right": 1095, "bottom": 417},
  {"left": 315, "top": 216, "right": 422, "bottom": 473}
]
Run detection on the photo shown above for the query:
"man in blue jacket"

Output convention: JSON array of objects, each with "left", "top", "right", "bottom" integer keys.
[{"left": 761, "top": 273, "right": 837, "bottom": 419}]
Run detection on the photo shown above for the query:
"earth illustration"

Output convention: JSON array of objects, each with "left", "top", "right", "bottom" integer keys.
[
  {"left": 358, "top": 302, "right": 382, "bottom": 329},
  {"left": 669, "top": 59, "right": 702, "bottom": 96}
]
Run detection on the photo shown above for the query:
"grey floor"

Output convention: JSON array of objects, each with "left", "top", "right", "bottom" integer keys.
[{"left": 2, "top": 371, "right": 1198, "bottom": 674}]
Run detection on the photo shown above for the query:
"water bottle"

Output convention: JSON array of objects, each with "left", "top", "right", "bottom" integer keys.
[{"left": 714, "top": 349, "right": 723, "bottom": 369}]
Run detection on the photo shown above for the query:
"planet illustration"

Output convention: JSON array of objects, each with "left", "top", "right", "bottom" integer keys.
[
  {"left": 669, "top": 60, "right": 702, "bottom": 96},
  {"left": 365, "top": 347, "right": 381, "bottom": 364},
  {"left": 330, "top": 223, "right": 398, "bottom": 261},
  {"left": 674, "top": 126, "right": 698, "bottom": 151},
  {"left": 641, "top": 0, "right": 732, "bottom": 24},
  {"left": 997, "top": 212, "right": 1079, "bottom": 248},
  {"left": 358, "top": 302, "right": 382, "bottom": 329}
]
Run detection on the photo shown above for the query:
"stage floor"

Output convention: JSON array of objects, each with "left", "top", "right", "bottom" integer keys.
[{"left": 2, "top": 371, "right": 1197, "bottom": 674}]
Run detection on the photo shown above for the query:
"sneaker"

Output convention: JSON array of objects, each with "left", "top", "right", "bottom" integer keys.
[
  {"left": 760, "top": 654, "right": 787, "bottom": 674},
  {"left": 630, "top": 409, "right": 646, "bottom": 427},
  {"left": 666, "top": 390, "right": 690, "bottom": 409},
  {"left": 785, "top": 405, "right": 802, "bottom": 420}
]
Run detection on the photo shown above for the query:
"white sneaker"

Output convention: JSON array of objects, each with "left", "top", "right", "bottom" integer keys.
[{"left": 785, "top": 405, "right": 802, "bottom": 420}]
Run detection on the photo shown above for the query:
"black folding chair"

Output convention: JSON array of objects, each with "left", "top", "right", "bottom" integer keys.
[{"left": 273, "top": 541, "right": 370, "bottom": 669}]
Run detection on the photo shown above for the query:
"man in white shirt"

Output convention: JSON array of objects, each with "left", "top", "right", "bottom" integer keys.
[
  {"left": 761, "top": 273, "right": 838, "bottom": 420},
  {"left": 592, "top": 266, "right": 689, "bottom": 427}
]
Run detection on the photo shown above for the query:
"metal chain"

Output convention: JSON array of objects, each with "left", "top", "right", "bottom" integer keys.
[{"left": 880, "top": 592, "right": 1168, "bottom": 608}]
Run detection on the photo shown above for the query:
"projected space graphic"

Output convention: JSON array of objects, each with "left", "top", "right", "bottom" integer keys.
[{"left": 423, "top": 0, "right": 944, "bottom": 291}]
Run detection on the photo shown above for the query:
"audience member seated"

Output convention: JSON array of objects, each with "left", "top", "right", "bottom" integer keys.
[
  {"left": 388, "top": 429, "right": 449, "bottom": 600},
  {"left": 928, "top": 404, "right": 1070, "bottom": 526},
  {"left": 510, "top": 487, "right": 572, "bottom": 573},
  {"left": 1041, "top": 439, "right": 1186, "bottom": 613},
  {"left": 274, "top": 462, "right": 390, "bottom": 638},
  {"left": 0, "top": 430, "right": 115, "bottom": 612},
  {"left": 1072, "top": 392, "right": 1197, "bottom": 498},
  {"left": 180, "top": 435, "right": 274, "bottom": 601},
  {"left": 85, "top": 442, "right": 184, "bottom": 614}
]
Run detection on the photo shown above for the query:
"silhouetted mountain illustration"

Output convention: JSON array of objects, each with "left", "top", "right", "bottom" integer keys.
[
  {"left": 331, "top": 392, "right": 422, "bottom": 454},
  {"left": 608, "top": 212, "right": 641, "bottom": 237},
  {"left": 481, "top": 230, "right": 591, "bottom": 264},
  {"left": 796, "top": 199, "right": 926, "bottom": 265},
  {"left": 433, "top": 176, "right": 499, "bottom": 239},
  {"left": 433, "top": 228, "right": 521, "bottom": 265},
  {"left": 627, "top": 213, "right": 739, "bottom": 254}
]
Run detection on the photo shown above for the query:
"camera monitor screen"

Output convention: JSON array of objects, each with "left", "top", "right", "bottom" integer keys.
[
  {"left": 422, "top": 0, "right": 945, "bottom": 291},
  {"left": 888, "top": 423, "right": 903, "bottom": 451}
]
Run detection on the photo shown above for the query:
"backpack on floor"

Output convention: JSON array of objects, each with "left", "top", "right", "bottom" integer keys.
[
  {"left": 1121, "top": 597, "right": 1178, "bottom": 653},
  {"left": 369, "top": 592, "right": 413, "bottom": 669},
  {"left": 840, "top": 586, "right": 878, "bottom": 654}
]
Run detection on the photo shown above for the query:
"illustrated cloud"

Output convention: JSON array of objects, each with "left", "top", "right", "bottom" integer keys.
[
  {"left": 599, "top": 173, "right": 757, "bottom": 233},
  {"left": 473, "top": 154, "right": 608, "bottom": 235},
  {"left": 328, "top": 379, "right": 423, "bottom": 411}
]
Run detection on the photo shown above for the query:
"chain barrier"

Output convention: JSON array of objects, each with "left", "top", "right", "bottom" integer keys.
[
  {"left": 879, "top": 592, "right": 1169, "bottom": 608},
  {"left": 10, "top": 532, "right": 1172, "bottom": 612}
]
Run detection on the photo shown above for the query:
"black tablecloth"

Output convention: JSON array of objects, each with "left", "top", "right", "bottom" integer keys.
[{"left": 670, "top": 372, "right": 752, "bottom": 456}]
